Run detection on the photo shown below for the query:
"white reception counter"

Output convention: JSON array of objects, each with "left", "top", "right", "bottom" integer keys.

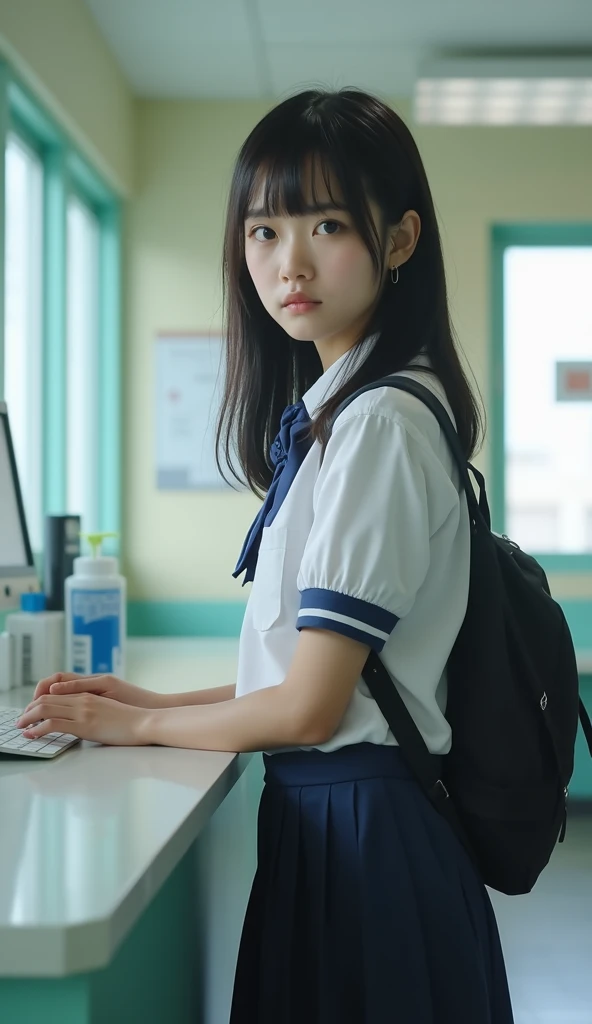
[{"left": 0, "top": 638, "right": 256, "bottom": 980}]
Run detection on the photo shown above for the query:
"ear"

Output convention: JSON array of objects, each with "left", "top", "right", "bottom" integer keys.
[{"left": 388, "top": 210, "right": 421, "bottom": 270}]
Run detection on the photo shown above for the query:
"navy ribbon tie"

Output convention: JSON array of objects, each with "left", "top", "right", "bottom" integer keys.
[{"left": 233, "top": 399, "right": 313, "bottom": 585}]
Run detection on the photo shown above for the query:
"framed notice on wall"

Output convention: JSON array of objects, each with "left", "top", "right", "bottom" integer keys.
[{"left": 155, "top": 332, "right": 230, "bottom": 490}]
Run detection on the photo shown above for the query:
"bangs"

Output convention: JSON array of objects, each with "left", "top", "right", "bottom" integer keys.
[
  {"left": 246, "top": 149, "right": 349, "bottom": 221},
  {"left": 239, "top": 121, "right": 384, "bottom": 274}
]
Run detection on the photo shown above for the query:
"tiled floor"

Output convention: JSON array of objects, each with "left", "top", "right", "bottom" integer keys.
[{"left": 490, "top": 815, "right": 592, "bottom": 1024}]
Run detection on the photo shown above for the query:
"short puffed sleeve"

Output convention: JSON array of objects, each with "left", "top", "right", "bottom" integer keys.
[{"left": 296, "top": 407, "right": 460, "bottom": 651}]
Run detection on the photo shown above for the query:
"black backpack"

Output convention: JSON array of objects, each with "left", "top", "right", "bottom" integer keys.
[{"left": 332, "top": 375, "right": 592, "bottom": 895}]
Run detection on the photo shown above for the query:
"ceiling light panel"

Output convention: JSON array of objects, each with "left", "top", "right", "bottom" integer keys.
[{"left": 415, "top": 58, "right": 592, "bottom": 125}]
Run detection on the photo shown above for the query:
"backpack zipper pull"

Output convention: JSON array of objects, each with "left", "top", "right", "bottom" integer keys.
[{"left": 559, "top": 789, "right": 568, "bottom": 843}]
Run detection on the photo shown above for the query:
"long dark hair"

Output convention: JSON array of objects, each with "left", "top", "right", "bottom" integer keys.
[{"left": 216, "top": 87, "right": 484, "bottom": 497}]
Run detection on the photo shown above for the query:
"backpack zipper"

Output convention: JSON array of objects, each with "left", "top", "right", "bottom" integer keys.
[{"left": 559, "top": 787, "right": 568, "bottom": 843}]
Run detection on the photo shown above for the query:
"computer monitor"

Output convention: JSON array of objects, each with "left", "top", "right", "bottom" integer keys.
[{"left": 0, "top": 401, "right": 40, "bottom": 611}]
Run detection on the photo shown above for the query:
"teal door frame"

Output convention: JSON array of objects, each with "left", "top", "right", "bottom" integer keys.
[{"left": 490, "top": 223, "right": 592, "bottom": 575}]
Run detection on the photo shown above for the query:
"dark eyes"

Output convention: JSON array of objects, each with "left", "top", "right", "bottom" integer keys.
[{"left": 249, "top": 220, "right": 343, "bottom": 242}]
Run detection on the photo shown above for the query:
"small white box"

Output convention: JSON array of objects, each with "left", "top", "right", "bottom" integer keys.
[
  {"left": 5, "top": 612, "right": 65, "bottom": 687},
  {"left": 0, "top": 632, "right": 19, "bottom": 691}
]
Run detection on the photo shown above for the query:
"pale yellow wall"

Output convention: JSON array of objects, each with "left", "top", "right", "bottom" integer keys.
[
  {"left": 126, "top": 96, "right": 592, "bottom": 601},
  {"left": 125, "top": 100, "right": 267, "bottom": 600},
  {"left": 0, "top": 0, "right": 134, "bottom": 195}
]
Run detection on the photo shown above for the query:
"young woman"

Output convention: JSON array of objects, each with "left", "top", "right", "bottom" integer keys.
[{"left": 20, "top": 88, "right": 514, "bottom": 1022}]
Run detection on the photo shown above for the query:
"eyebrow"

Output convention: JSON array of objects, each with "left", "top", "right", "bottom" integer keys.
[{"left": 245, "top": 202, "right": 348, "bottom": 221}]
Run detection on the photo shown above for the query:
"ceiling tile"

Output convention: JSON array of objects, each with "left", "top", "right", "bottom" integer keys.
[{"left": 82, "top": 0, "right": 592, "bottom": 98}]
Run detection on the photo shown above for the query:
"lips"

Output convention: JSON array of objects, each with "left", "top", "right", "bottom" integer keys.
[{"left": 282, "top": 294, "right": 319, "bottom": 306}]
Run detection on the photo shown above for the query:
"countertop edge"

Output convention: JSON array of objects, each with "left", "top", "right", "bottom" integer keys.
[{"left": 0, "top": 751, "right": 253, "bottom": 977}]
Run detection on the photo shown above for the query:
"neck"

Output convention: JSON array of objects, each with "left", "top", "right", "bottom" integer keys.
[{"left": 315, "top": 337, "right": 361, "bottom": 373}]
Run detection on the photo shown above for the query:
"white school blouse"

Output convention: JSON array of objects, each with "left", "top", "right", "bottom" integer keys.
[{"left": 234, "top": 333, "right": 471, "bottom": 755}]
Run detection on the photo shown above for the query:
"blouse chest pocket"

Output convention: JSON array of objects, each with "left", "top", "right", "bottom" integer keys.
[{"left": 251, "top": 525, "right": 288, "bottom": 631}]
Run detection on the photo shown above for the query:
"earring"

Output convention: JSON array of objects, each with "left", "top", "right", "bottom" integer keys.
[{"left": 390, "top": 265, "right": 399, "bottom": 285}]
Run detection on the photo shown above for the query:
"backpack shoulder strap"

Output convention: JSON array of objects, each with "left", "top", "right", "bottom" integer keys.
[{"left": 330, "top": 373, "right": 487, "bottom": 868}]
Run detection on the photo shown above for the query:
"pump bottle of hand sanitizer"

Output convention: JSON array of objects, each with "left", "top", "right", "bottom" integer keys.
[{"left": 64, "top": 532, "right": 126, "bottom": 677}]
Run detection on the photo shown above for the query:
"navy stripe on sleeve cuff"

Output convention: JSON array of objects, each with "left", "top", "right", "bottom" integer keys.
[{"left": 297, "top": 588, "right": 399, "bottom": 652}]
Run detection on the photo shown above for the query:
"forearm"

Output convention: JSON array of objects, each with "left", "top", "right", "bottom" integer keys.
[
  {"left": 140, "top": 683, "right": 317, "bottom": 752},
  {"left": 156, "top": 683, "right": 236, "bottom": 708}
]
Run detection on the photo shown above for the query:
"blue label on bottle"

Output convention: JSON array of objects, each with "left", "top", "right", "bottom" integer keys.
[{"left": 71, "top": 589, "right": 121, "bottom": 674}]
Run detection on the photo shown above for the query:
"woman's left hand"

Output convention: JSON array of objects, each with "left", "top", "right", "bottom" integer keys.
[{"left": 16, "top": 692, "right": 150, "bottom": 747}]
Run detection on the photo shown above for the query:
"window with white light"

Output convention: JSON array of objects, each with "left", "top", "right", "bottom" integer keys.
[
  {"left": 3, "top": 133, "right": 44, "bottom": 553},
  {"left": 504, "top": 246, "right": 592, "bottom": 553},
  {"left": 2, "top": 75, "right": 121, "bottom": 573}
]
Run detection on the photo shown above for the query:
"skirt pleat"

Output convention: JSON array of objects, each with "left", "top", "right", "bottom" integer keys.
[{"left": 230, "top": 742, "right": 514, "bottom": 1024}]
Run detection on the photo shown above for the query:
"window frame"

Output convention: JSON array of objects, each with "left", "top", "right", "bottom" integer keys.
[
  {"left": 0, "top": 62, "right": 122, "bottom": 562},
  {"left": 491, "top": 222, "right": 592, "bottom": 573}
]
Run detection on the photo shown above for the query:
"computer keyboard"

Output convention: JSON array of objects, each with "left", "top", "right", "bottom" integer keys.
[{"left": 0, "top": 705, "right": 81, "bottom": 758}]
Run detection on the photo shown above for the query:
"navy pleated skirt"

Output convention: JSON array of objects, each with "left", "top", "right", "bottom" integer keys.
[{"left": 230, "top": 742, "right": 514, "bottom": 1024}]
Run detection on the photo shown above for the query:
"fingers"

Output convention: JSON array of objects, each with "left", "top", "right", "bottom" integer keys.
[
  {"left": 21, "top": 689, "right": 99, "bottom": 720},
  {"left": 49, "top": 680, "right": 83, "bottom": 694},
  {"left": 22, "top": 718, "right": 76, "bottom": 739},
  {"left": 32, "top": 672, "right": 99, "bottom": 703},
  {"left": 16, "top": 696, "right": 77, "bottom": 729},
  {"left": 33, "top": 671, "right": 82, "bottom": 696},
  {"left": 32, "top": 672, "right": 65, "bottom": 701}
]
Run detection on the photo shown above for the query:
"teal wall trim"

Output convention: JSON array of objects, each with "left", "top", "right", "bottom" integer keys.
[
  {"left": 0, "top": 600, "right": 246, "bottom": 639},
  {"left": 559, "top": 600, "right": 591, "bottom": 651},
  {"left": 127, "top": 598, "right": 589, "bottom": 645},
  {"left": 573, "top": 674, "right": 592, "bottom": 799},
  {"left": 1, "top": 597, "right": 587, "bottom": 652},
  {"left": 127, "top": 600, "right": 247, "bottom": 637},
  {"left": 539, "top": 555, "right": 592, "bottom": 574}
]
